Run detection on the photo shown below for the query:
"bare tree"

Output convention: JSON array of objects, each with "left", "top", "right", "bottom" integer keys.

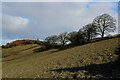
[
  {"left": 67, "top": 31, "right": 79, "bottom": 46},
  {"left": 93, "top": 13, "right": 116, "bottom": 39},
  {"left": 58, "top": 32, "right": 68, "bottom": 45},
  {"left": 78, "top": 28, "right": 87, "bottom": 44},
  {"left": 45, "top": 35, "right": 58, "bottom": 45},
  {"left": 82, "top": 23, "right": 97, "bottom": 42}
]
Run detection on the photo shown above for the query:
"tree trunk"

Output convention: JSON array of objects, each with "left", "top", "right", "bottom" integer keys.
[
  {"left": 87, "top": 38, "right": 90, "bottom": 43},
  {"left": 101, "top": 32, "right": 104, "bottom": 40}
]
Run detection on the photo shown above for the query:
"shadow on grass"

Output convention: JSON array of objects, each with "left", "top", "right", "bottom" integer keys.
[
  {"left": 33, "top": 47, "right": 60, "bottom": 53},
  {"left": 33, "top": 37, "right": 119, "bottom": 54},
  {"left": 33, "top": 47, "right": 48, "bottom": 53},
  {"left": 3, "top": 58, "right": 16, "bottom": 62},
  {"left": 50, "top": 45, "right": 120, "bottom": 79},
  {"left": 21, "top": 45, "right": 38, "bottom": 52}
]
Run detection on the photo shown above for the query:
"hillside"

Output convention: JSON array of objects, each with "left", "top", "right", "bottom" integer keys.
[
  {"left": 2, "top": 37, "right": 120, "bottom": 79},
  {"left": 2, "top": 40, "right": 44, "bottom": 48}
]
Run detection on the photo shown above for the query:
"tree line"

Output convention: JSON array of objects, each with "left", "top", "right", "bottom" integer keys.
[
  {"left": 43, "top": 13, "right": 116, "bottom": 50},
  {"left": 1, "top": 13, "right": 116, "bottom": 50}
]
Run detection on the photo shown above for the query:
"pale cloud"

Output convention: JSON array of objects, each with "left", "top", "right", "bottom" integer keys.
[
  {"left": 1, "top": 0, "right": 119, "bottom": 2},
  {"left": 0, "top": 15, "right": 1, "bottom": 46},
  {"left": 1, "top": 0, "right": 92, "bottom": 2},
  {"left": 0, "top": 38, "right": 15, "bottom": 45},
  {"left": 2, "top": 14, "right": 29, "bottom": 32},
  {"left": 88, "top": 2, "right": 118, "bottom": 34},
  {"left": 2, "top": 2, "right": 118, "bottom": 45},
  {"left": 92, "top": 0, "right": 119, "bottom": 2}
]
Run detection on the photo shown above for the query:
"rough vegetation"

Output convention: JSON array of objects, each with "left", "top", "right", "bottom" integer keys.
[
  {"left": 2, "top": 13, "right": 119, "bottom": 79},
  {"left": 2, "top": 40, "right": 43, "bottom": 48},
  {"left": 2, "top": 37, "right": 120, "bottom": 79}
]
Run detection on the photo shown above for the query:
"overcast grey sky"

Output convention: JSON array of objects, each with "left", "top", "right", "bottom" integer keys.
[{"left": 1, "top": 1, "right": 119, "bottom": 45}]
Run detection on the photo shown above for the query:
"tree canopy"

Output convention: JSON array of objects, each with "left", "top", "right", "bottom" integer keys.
[{"left": 93, "top": 13, "right": 116, "bottom": 39}]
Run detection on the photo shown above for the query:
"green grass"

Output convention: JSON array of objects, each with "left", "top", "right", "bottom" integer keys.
[{"left": 2, "top": 38, "right": 120, "bottom": 78}]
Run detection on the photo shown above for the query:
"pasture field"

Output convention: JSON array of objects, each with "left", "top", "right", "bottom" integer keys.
[{"left": 2, "top": 37, "right": 120, "bottom": 78}]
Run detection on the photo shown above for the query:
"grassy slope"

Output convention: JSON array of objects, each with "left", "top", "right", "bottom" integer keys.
[{"left": 2, "top": 38, "right": 120, "bottom": 78}]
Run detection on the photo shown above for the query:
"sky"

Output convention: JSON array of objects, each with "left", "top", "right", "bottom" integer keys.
[{"left": 1, "top": 0, "right": 119, "bottom": 45}]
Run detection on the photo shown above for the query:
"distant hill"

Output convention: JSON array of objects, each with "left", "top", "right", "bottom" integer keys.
[
  {"left": 2, "top": 39, "right": 44, "bottom": 48},
  {"left": 111, "top": 34, "right": 120, "bottom": 37},
  {"left": 2, "top": 34, "right": 120, "bottom": 49}
]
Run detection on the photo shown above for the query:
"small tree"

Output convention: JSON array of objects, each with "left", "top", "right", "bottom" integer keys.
[
  {"left": 78, "top": 29, "right": 86, "bottom": 44},
  {"left": 44, "top": 35, "right": 58, "bottom": 49},
  {"left": 82, "top": 23, "right": 97, "bottom": 42},
  {"left": 45, "top": 35, "right": 58, "bottom": 44},
  {"left": 58, "top": 32, "right": 68, "bottom": 46},
  {"left": 93, "top": 13, "right": 116, "bottom": 39},
  {"left": 67, "top": 31, "right": 80, "bottom": 46},
  {"left": 6, "top": 43, "right": 10, "bottom": 45},
  {"left": 2, "top": 45, "right": 5, "bottom": 48}
]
